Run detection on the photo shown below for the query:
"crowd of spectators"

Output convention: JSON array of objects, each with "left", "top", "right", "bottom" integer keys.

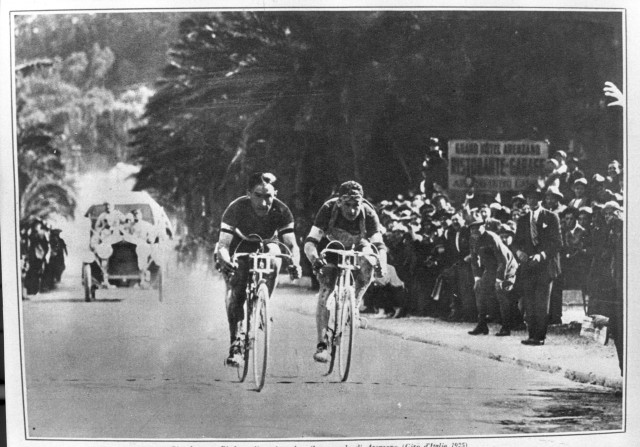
[
  {"left": 362, "top": 149, "right": 624, "bottom": 370},
  {"left": 20, "top": 218, "right": 67, "bottom": 296}
]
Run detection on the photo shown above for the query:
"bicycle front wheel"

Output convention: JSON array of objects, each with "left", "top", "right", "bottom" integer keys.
[
  {"left": 252, "top": 282, "right": 270, "bottom": 391},
  {"left": 338, "top": 285, "right": 356, "bottom": 382},
  {"left": 238, "top": 300, "right": 250, "bottom": 382}
]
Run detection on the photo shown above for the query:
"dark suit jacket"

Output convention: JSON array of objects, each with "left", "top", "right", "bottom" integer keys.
[
  {"left": 513, "top": 207, "right": 563, "bottom": 279},
  {"left": 471, "top": 230, "right": 518, "bottom": 282},
  {"left": 443, "top": 226, "right": 471, "bottom": 266}
]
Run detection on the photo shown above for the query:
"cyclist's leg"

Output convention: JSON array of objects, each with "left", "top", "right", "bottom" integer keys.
[
  {"left": 225, "top": 258, "right": 250, "bottom": 345},
  {"left": 316, "top": 265, "right": 339, "bottom": 344},
  {"left": 354, "top": 244, "right": 376, "bottom": 310},
  {"left": 313, "top": 264, "right": 338, "bottom": 362}
]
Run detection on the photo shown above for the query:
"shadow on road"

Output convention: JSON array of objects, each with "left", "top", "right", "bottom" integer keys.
[
  {"left": 492, "top": 387, "right": 622, "bottom": 433},
  {"left": 27, "top": 298, "right": 123, "bottom": 303}
]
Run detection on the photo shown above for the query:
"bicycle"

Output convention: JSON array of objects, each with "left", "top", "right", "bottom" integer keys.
[
  {"left": 319, "top": 244, "right": 380, "bottom": 382},
  {"left": 228, "top": 238, "right": 294, "bottom": 391}
]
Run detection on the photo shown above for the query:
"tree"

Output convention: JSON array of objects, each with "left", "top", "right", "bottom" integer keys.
[
  {"left": 14, "top": 13, "right": 186, "bottom": 90},
  {"left": 16, "top": 62, "right": 76, "bottom": 222},
  {"left": 18, "top": 48, "right": 152, "bottom": 173},
  {"left": 131, "top": 11, "right": 622, "bottom": 238}
]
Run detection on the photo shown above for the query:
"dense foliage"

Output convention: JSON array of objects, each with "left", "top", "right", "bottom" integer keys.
[
  {"left": 16, "top": 40, "right": 153, "bottom": 220},
  {"left": 15, "top": 13, "right": 185, "bottom": 90},
  {"left": 16, "top": 61, "right": 76, "bottom": 222},
  {"left": 131, "top": 11, "right": 622, "bottom": 237}
]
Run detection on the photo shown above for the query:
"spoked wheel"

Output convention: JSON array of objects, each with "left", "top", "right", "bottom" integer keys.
[
  {"left": 338, "top": 286, "right": 356, "bottom": 382},
  {"left": 238, "top": 302, "right": 250, "bottom": 382},
  {"left": 83, "top": 263, "right": 95, "bottom": 302},
  {"left": 324, "top": 292, "right": 340, "bottom": 377},
  {"left": 252, "top": 283, "right": 270, "bottom": 391}
]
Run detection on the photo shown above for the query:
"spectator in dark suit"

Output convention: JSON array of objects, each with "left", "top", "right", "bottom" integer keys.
[
  {"left": 560, "top": 207, "right": 587, "bottom": 291},
  {"left": 586, "top": 204, "right": 611, "bottom": 317},
  {"left": 602, "top": 201, "right": 624, "bottom": 375},
  {"left": 545, "top": 185, "right": 566, "bottom": 325},
  {"left": 499, "top": 221, "right": 526, "bottom": 331},
  {"left": 513, "top": 184, "right": 563, "bottom": 346},
  {"left": 467, "top": 217, "right": 519, "bottom": 336},
  {"left": 441, "top": 212, "right": 476, "bottom": 322}
]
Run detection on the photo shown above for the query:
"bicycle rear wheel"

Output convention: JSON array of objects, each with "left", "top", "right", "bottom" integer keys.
[
  {"left": 252, "top": 282, "right": 270, "bottom": 391},
  {"left": 338, "top": 286, "right": 356, "bottom": 382}
]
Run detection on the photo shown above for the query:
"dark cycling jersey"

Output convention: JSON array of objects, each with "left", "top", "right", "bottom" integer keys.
[
  {"left": 312, "top": 198, "right": 383, "bottom": 250},
  {"left": 221, "top": 196, "right": 294, "bottom": 253}
]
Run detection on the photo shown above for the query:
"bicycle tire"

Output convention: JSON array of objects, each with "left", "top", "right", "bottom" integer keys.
[
  {"left": 325, "top": 291, "right": 339, "bottom": 376},
  {"left": 338, "top": 285, "right": 356, "bottom": 382},
  {"left": 238, "top": 300, "right": 250, "bottom": 382},
  {"left": 83, "top": 263, "right": 95, "bottom": 302},
  {"left": 253, "top": 282, "right": 270, "bottom": 391}
]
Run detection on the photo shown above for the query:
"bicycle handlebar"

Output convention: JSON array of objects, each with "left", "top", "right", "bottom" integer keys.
[
  {"left": 319, "top": 247, "right": 380, "bottom": 272},
  {"left": 320, "top": 247, "right": 380, "bottom": 260},
  {"left": 232, "top": 251, "right": 293, "bottom": 263}
]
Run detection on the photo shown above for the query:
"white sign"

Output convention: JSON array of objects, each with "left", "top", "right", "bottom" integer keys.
[{"left": 447, "top": 139, "right": 549, "bottom": 193}]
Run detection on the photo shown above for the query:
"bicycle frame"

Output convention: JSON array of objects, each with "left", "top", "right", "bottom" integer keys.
[
  {"left": 321, "top": 246, "right": 380, "bottom": 301},
  {"left": 233, "top": 251, "right": 282, "bottom": 295},
  {"left": 320, "top": 246, "right": 379, "bottom": 381},
  {"left": 230, "top": 239, "right": 293, "bottom": 390}
]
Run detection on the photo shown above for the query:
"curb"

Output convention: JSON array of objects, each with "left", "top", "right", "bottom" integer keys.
[
  {"left": 370, "top": 325, "right": 623, "bottom": 391},
  {"left": 283, "top": 284, "right": 623, "bottom": 391}
]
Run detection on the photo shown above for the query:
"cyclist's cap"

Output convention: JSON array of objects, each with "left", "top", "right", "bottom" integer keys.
[{"left": 338, "top": 181, "right": 364, "bottom": 200}]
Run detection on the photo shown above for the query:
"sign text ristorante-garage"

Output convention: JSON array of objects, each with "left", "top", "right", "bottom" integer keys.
[{"left": 447, "top": 140, "right": 548, "bottom": 193}]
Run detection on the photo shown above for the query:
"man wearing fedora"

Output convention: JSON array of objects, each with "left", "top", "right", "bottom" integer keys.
[
  {"left": 467, "top": 217, "right": 518, "bottom": 336},
  {"left": 513, "top": 184, "right": 563, "bottom": 345},
  {"left": 544, "top": 185, "right": 566, "bottom": 215}
]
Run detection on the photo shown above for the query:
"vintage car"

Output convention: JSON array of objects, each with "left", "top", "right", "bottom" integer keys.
[{"left": 82, "top": 191, "right": 173, "bottom": 302}]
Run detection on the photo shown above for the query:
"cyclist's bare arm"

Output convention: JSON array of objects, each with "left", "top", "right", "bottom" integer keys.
[
  {"left": 304, "top": 226, "right": 325, "bottom": 265},
  {"left": 216, "top": 223, "right": 234, "bottom": 266},
  {"left": 279, "top": 222, "right": 301, "bottom": 268}
]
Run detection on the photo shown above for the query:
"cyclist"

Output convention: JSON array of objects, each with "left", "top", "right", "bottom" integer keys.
[
  {"left": 216, "top": 172, "right": 302, "bottom": 367},
  {"left": 304, "top": 181, "right": 388, "bottom": 363}
]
